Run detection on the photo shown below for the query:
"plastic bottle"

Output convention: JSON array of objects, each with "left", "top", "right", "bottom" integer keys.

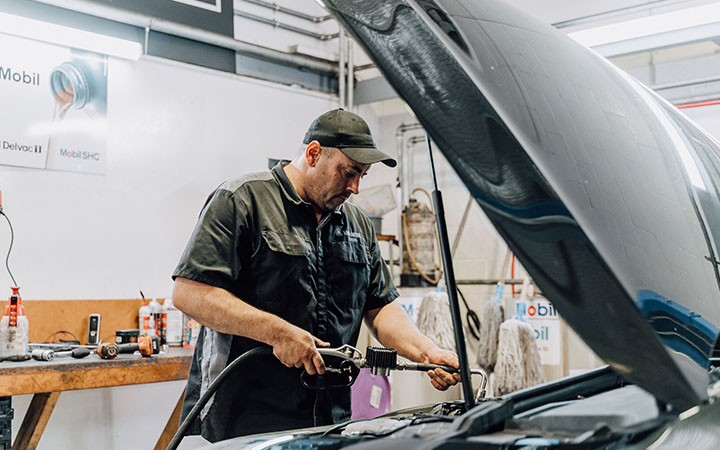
[
  {"left": 138, "top": 298, "right": 155, "bottom": 337},
  {"left": 182, "top": 315, "right": 200, "bottom": 347},
  {"left": 159, "top": 299, "right": 168, "bottom": 345},
  {"left": 0, "top": 287, "right": 29, "bottom": 357},
  {"left": 149, "top": 298, "right": 162, "bottom": 339},
  {"left": 164, "top": 298, "right": 183, "bottom": 346}
]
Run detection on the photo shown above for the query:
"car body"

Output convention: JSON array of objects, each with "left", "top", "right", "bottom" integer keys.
[{"left": 201, "top": 0, "right": 720, "bottom": 448}]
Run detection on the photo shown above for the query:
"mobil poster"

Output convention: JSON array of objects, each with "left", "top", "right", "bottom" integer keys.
[
  {"left": 0, "top": 33, "right": 107, "bottom": 174},
  {"left": 516, "top": 298, "right": 562, "bottom": 366}
]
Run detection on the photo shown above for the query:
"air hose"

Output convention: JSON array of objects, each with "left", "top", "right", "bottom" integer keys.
[
  {"left": 167, "top": 346, "right": 272, "bottom": 450},
  {"left": 166, "top": 344, "right": 485, "bottom": 450}
]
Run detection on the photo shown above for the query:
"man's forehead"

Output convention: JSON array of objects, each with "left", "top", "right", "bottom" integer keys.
[{"left": 333, "top": 148, "right": 371, "bottom": 172}]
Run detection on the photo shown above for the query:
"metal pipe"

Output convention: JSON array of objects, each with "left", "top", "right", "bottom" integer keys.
[
  {"left": 355, "top": 63, "right": 375, "bottom": 72},
  {"left": 396, "top": 124, "right": 423, "bottom": 208},
  {"left": 32, "top": 0, "right": 338, "bottom": 76},
  {"left": 677, "top": 99, "right": 720, "bottom": 109},
  {"left": 451, "top": 195, "right": 474, "bottom": 256},
  {"left": 347, "top": 33, "right": 354, "bottom": 110},
  {"left": 234, "top": 9, "right": 338, "bottom": 41},
  {"left": 406, "top": 135, "right": 426, "bottom": 196},
  {"left": 456, "top": 278, "right": 532, "bottom": 285},
  {"left": 553, "top": 0, "right": 688, "bottom": 29},
  {"left": 338, "top": 29, "right": 346, "bottom": 108},
  {"left": 652, "top": 74, "right": 720, "bottom": 91},
  {"left": 395, "top": 122, "right": 423, "bottom": 284},
  {"left": 240, "top": 0, "right": 333, "bottom": 23}
]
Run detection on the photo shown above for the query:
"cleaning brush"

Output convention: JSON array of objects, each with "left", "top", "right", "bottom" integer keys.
[
  {"left": 476, "top": 249, "right": 511, "bottom": 371},
  {"left": 416, "top": 281, "right": 456, "bottom": 352}
]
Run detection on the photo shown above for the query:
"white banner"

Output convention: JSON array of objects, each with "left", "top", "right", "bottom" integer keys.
[
  {"left": 396, "top": 295, "right": 423, "bottom": 324},
  {"left": 0, "top": 34, "right": 107, "bottom": 174},
  {"left": 516, "top": 299, "right": 562, "bottom": 366}
]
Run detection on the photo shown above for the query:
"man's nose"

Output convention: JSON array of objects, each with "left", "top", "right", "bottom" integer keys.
[{"left": 347, "top": 176, "right": 360, "bottom": 195}]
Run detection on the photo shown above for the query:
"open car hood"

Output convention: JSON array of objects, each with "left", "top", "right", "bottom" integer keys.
[{"left": 323, "top": 0, "right": 720, "bottom": 411}]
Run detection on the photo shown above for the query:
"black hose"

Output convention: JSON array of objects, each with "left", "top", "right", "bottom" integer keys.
[
  {"left": 1, "top": 212, "right": 18, "bottom": 287},
  {"left": 166, "top": 346, "right": 273, "bottom": 450},
  {"left": 457, "top": 287, "right": 480, "bottom": 341}
]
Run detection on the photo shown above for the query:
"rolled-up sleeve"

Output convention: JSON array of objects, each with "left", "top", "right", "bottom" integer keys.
[{"left": 172, "top": 189, "right": 248, "bottom": 291}]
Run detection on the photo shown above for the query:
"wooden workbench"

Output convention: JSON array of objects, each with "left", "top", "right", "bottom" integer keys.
[{"left": 0, "top": 347, "right": 193, "bottom": 450}]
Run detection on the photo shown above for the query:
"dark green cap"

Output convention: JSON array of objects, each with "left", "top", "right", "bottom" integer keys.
[{"left": 303, "top": 108, "right": 397, "bottom": 167}]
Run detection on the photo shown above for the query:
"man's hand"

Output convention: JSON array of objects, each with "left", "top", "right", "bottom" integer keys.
[
  {"left": 272, "top": 324, "right": 330, "bottom": 376},
  {"left": 423, "top": 348, "right": 462, "bottom": 391}
]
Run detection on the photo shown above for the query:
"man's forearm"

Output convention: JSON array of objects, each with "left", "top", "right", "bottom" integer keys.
[
  {"left": 172, "top": 277, "right": 328, "bottom": 375},
  {"left": 364, "top": 301, "right": 437, "bottom": 362},
  {"left": 172, "top": 277, "right": 287, "bottom": 347},
  {"left": 365, "top": 301, "right": 461, "bottom": 391}
]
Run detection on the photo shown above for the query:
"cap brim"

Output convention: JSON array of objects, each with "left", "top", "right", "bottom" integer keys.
[{"left": 339, "top": 147, "right": 397, "bottom": 168}]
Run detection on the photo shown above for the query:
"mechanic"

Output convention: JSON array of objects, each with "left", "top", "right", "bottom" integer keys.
[{"left": 172, "top": 108, "right": 461, "bottom": 442}]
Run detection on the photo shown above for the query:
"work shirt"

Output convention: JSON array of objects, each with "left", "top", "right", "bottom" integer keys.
[{"left": 172, "top": 161, "right": 398, "bottom": 442}]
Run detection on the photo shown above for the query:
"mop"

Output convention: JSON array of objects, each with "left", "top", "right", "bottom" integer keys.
[
  {"left": 416, "top": 280, "right": 456, "bottom": 352},
  {"left": 476, "top": 248, "right": 511, "bottom": 371},
  {"left": 493, "top": 277, "right": 545, "bottom": 396}
]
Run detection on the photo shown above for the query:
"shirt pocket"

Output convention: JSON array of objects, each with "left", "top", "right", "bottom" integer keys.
[
  {"left": 252, "top": 230, "right": 311, "bottom": 313},
  {"left": 330, "top": 241, "right": 370, "bottom": 309},
  {"left": 261, "top": 230, "right": 310, "bottom": 256}
]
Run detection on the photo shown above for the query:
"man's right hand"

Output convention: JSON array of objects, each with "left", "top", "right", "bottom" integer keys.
[{"left": 272, "top": 324, "right": 330, "bottom": 376}]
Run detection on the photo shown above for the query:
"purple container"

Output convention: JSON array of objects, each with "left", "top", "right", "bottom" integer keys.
[{"left": 351, "top": 369, "right": 391, "bottom": 419}]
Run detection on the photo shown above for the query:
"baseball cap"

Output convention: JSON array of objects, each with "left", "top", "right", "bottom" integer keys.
[{"left": 303, "top": 108, "right": 397, "bottom": 167}]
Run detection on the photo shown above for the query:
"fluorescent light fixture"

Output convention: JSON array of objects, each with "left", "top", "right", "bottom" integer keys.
[
  {"left": 568, "top": 3, "right": 720, "bottom": 48},
  {"left": 0, "top": 12, "right": 142, "bottom": 60}
]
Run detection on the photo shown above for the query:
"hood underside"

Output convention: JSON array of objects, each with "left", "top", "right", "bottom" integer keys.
[{"left": 324, "top": 0, "right": 720, "bottom": 411}]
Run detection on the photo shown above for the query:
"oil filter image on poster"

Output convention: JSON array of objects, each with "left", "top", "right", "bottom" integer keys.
[{"left": 0, "top": 34, "right": 107, "bottom": 174}]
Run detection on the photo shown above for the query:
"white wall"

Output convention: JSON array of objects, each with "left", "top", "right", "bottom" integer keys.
[
  {"left": 0, "top": 56, "right": 341, "bottom": 300},
  {"left": 0, "top": 54, "right": 361, "bottom": 449}
]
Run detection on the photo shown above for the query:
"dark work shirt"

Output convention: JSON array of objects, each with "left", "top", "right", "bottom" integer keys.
[{"left": 172, "top": 162, "right": 398, "bottom": 442}]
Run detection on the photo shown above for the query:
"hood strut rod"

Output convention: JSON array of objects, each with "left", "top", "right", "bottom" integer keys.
[{"left": 426, "top": 135, "right": 475, "bottom": 410}]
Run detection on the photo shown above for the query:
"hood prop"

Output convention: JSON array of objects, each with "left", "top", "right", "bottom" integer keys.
[{"left": 426, "top": 134, "right": 475, "bottom": 410}]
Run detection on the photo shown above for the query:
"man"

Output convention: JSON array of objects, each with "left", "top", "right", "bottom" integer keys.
[{"left": 172, "top": 108, "right": 460, "bottom": 442}]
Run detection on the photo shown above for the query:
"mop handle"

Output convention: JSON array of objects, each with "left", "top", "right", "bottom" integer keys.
[{"left": 493, "top": 248, "right": 513, "bottom": 302}]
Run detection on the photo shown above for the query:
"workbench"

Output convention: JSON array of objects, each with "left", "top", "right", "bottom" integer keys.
[{"left": 0, "top": 347, "right": 193, "bottom": 450}]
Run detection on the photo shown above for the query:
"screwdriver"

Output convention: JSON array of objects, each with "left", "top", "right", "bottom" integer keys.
[{"left": 31, "top": 347, "right": 91, "bottom": 361}]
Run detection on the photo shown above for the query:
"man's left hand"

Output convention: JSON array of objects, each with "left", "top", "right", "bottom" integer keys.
[{"left": 423, "top": 348, "right": 462, "bottom": 391}]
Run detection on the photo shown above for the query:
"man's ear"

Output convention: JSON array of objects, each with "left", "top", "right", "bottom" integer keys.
[{"left": 305, "top": 141, "right": 322, "bottom": 167}]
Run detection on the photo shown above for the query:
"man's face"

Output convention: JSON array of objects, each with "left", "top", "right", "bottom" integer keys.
[{"left": 305, "top": 146, "right": 370, "bottom": 214}]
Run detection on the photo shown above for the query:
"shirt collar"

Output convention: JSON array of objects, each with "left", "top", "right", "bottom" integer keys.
[
  {"left": 272, "top": 160, "right": 306, "bottom": 206},
  {"left": 272, "top": 160, "right": 345, "bottom": 218}
]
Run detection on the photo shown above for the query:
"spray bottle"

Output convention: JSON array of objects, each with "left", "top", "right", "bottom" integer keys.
[
  {"left": 163, "top": 297, "right": 183, "bottom": 346},
  {"left": 138, "top": 297, "right": 154, "bottom": 337},
  {"left": 149, "top": 298, "right": 162, "bottom": 339},
  {"left": 0, "top": 287, "right": 29, "bottom": 357}
]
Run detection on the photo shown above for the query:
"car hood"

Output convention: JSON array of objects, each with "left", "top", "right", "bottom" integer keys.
[{"left": 322, "top": 0, "right": 720, "bottom": 411}]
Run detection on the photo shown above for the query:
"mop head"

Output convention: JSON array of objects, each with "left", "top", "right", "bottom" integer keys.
[
  {"left": 493, "top": 318, "right": 545, "bottom": 396},
  {"left": 476, "top": 300, "right": 505, "bottom": 371},
  {"left": 416, "top": 290, "right": 456, "bottom": 352},
  {"left": 519, "top": 320, "right": 545, "bottom": 388}
]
